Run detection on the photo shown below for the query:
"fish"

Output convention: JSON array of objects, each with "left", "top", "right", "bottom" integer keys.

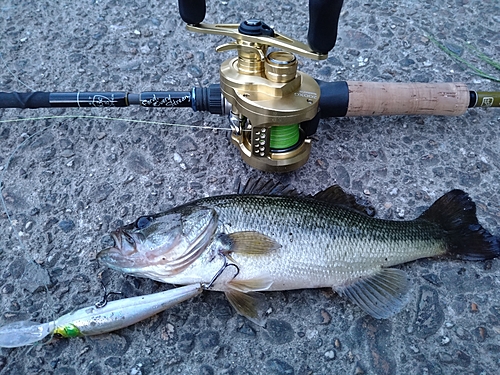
[
  {"left": 0, "top": 283, "right": 202, "bottom": 348},
  {"left": 98, "top": 180, "right": 500, "bottom": 322}
]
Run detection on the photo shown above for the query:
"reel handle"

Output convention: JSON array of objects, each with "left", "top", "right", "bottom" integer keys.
[
  {"left": 178, "top": 0, "right": 206, "bottom": 24},
  {"left": 178, "top": 0, "right": 343, "bottom": 54},
  {"left": 307, "top": 0, "right": 343, "bottom": 54}
]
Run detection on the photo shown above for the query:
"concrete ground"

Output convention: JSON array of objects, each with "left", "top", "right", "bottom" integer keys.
[{"left": 0, "top": 0, "right": 499, "bottom": 374}]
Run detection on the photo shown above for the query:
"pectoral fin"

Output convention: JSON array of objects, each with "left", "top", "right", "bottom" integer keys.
[
  {"left": 226, "top": 231, "right": 281, "bottom": 255},
  {"left": 334, "top": 268, "right": 410, "bottom": 319}
]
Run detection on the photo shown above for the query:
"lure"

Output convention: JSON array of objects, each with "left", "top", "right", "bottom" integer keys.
[{"left": 0, "top": 283, "right": 202, "bottom": 348}]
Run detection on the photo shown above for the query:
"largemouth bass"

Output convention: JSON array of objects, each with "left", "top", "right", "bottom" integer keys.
[{"left": 98, "top": 180, "right": 499, "bottom": 321}]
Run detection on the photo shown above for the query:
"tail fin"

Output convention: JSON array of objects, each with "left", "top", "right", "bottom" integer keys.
[{"left": 419, "top": 190, "right": 499, "bottom": 260}]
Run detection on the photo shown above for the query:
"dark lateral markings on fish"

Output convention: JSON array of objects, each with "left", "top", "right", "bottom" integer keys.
[{"left": 98, "top": 179, "right": 500, "bottom": 323}]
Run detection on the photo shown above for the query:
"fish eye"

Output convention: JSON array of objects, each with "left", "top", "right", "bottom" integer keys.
[{"left": 135, "top": 216, "right": 153, "bottom": 230}]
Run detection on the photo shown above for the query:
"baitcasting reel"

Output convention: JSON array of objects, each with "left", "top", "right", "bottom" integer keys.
[{"left": 179, "top": 0, "right": 342, "bottom": 171}]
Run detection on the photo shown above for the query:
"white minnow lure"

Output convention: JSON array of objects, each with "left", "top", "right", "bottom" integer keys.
[{"left": 0, "top": 283, "right": 202, "bottom": 348}]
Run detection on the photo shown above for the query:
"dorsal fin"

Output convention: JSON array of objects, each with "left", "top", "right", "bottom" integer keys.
[
  {"left": 235, "top": 178, "right": 375, "bottom": 216},
  {"left": 236, "top": 177, "right": 300, "bottom": 197},
  {"left": 312, "top": 186, "right": 376, "bottom": 217}
]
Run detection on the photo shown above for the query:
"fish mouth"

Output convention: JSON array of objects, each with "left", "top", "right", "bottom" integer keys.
[{"left": 97, "top": 229, "right": 140, "bottom": 270}]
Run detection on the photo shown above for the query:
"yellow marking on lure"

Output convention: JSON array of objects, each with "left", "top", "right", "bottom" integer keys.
[{"left": 53, "top": 324, "right": 82, "bottom": 338}]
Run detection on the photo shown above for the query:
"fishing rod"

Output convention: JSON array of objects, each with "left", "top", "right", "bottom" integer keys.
[{"left": 0, "top": 0, "right": 499, "bottom": 172}]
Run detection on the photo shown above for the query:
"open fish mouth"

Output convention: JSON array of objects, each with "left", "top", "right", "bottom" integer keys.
[
  {"left": 97, "top": 228, "right": 144, "bottom": 270},
  {"left": 110, "top": 228, "right": 139, "bottom": 255},
  {"left": 99, "top": 206, "right": 220, "bottom": 278}
]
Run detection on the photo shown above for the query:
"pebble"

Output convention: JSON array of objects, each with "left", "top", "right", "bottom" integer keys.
[
  {"left": 126, "top": 152, "right": 153, "bottom": 175},
  {"left": 265, "top": 359, "right": 294, "bottom": 375},
  {"left": 60, "top": 149, "right": 75, "bottom": 158},
  {"left": 324, "top": 349, "right": 336, "bottom": 360},
  {"left": 443, "top": 42, "right": 463, "bottom": 56},
  {"left": 319, "top": 309, "right": 331, "bottom": 324},
  {"left": 20, "top": 261, "right": 50, "bottom": 293},
  {"left": 173, "top": 152, "right": 183, "bottom": 163},
  {"left": 422, "top": 273, "right": 442, "bottom": 287},
  {"left": 198, "top": 330, "right": 220, "bottom": 350},
  {"left": 177, "top": 136, "right": 198, "bottom": 153},
  {"left": 334, "top": 338, "right": 341, "bottom": 349},
  {"left": 187, "top": 65, "right": 203, "bottom": 78},
  {"left": 96, "top": 132, "right": 107, "bottom": 140},
  {"left": 178, "top": 333, "right": 195, "bottom": 353},
  {"left": 1, "top": 284, "right": 14, "bottom": 294},
  {"left": 264, "top": 319, "right": 295, "bottom": 345},
  {"left": 199, "top": 365, "right": 214, "bottom": 375},
  {"left": 89, "top": 333, "right": 128, "bottom": 357},
  {"left": 237, "top": 321, "right": 256, "bottom": 336},
  {"left": 440, "top": 336, "right": 450, "bottom": 345},
  {"left": 58, "top": 219, "right": 75, "bottom": 233},
  {"left": 475, "top": 327, "right": 487, "bottom": 342},
  {"left": 93, "top": 183, "right": 115, "bottom": 203},
  {"left": 130, "top": 363, "right": 142, "bottom": 375},
  {"left": 104, "top": 357, "right": 122, "bottom": 368}
]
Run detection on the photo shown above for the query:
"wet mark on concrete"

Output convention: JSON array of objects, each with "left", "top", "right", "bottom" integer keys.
[{"left": 412, "top": 286, "right": 444, "bottom": 338}]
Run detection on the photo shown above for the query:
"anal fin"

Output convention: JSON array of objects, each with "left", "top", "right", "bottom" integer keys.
[{"left": 334, "top": 268, "right": 410, "bottom": 319}]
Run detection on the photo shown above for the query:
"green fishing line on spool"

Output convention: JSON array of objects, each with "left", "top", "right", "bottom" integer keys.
[{"left": 269, "top": 124, "right": 300, "bottom": 150}]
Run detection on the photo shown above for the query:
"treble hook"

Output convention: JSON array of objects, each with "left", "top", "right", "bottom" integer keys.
[
  {"left": 95, "top": 282, "right": 123, "bottom": 308},
  {"left": 203, "top": 255, "right": 240, "bottom": 290}
]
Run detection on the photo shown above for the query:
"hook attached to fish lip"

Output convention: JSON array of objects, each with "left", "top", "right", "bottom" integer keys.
[{"left": 202, "top": 255, "right": 240, "bottom": 290}]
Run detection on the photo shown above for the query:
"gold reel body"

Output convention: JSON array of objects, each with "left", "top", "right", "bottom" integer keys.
[{"left": 187, "top": 22, "right": 325, "bottom": 172}]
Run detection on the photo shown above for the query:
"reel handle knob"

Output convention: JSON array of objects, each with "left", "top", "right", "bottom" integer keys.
[
  {"left": 307, "top": 0, "right": 343, "bottom": 54},
  {"left": 178, "top": 0, "right": 206, "bottom": 24}
]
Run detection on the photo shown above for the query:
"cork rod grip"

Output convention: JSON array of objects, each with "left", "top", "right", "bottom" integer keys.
[{"left": 346, "top": 81, "right": 470, "bottom": 116}]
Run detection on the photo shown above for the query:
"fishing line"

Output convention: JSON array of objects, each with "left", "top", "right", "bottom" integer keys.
[
  {"left": 0, "top": 115, "right": 233, "bottom": 131},
  {"left": 0, "top": 52, "right": 36, "bottom": 91}
]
